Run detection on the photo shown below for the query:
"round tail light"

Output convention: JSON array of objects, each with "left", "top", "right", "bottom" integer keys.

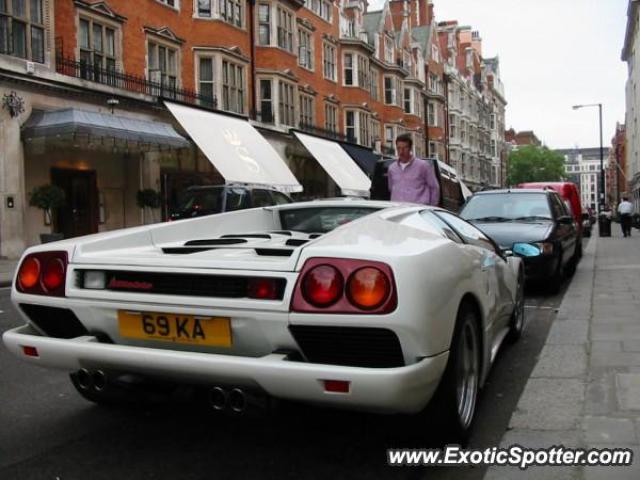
[
  {"left": 42, "top": 258, "right": 66, "bottom": 292},
  {"left": 302, "top": 265, "right": 344, "bottom": 307},
  {"left": 18, "top": 257, "right": 40, "bottom": 290},
  {"left": 347, "top": 267, "right": 390, "bottom": 310}
]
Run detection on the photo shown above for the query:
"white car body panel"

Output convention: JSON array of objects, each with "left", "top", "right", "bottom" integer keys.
[{"left": 3, "top": 200, "right": 521, "bottom": 414}]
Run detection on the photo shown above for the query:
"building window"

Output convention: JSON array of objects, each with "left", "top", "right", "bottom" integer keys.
[
  {"left": 299, "top": 93, "right": 314, "bottom": 126},
  {"left": 258, "top": 3, "right": 270, "bottom": 45},
  {"left": 197, "top": 56, "right": 216, "bottom": 107},
  {"left": 345, "top": 110, "right": 370, "bottom": 146},
  {"left": 384, "top": 36, "right": 393, "bottom": 63},
  {"left": 0, "top": 0, "right": 44, "bottom": 62},
  {"left": 305, "top": 0, "right": 331, "bottom": 22},
  {"left": 148, "top": 40, "right": 179, "bottom": 90},
  {"left": 429, "top": 141, "right": 437, "bottom": 159},
  {"left": 357, "top": 54, "right": 369, "bottom": 88},
  {"left": 278, "top": 81, "right": 295, "bottom": 126},
  {"left": 298, "top": 28, "right": 312, "bottom": 69},
  {"left": 384, "top": 125, "right": 395, "bottom": 151},
  {"left": 345, "top": 111, "right": 355, "bottom": 142},
  {"left": 323, "top": 42, "right": 336, "bottom": 81},
  {"left": 384, "top": 76, "right": 398, "bottom": 105},
  {"left": 428, "top": 102, "right": 436, "bottom": 126},
  {"left": 222, "top": 60, "right": 244, "bottom": 113},
  {"left": 370, "top": 67, "right": 379, "bottom": 101},
  {"left": 196, "top": 0, "right": 211, "bottom": 17},
  {"left": 343, "top": 52, "right": 353, "bottom": 85},
  {"left": 358, "top": 111, "right": 370, "bottom": 147},
  {"left": 371, "top": 119, "right": 380, "bottom": 148},
  {"left": 79, "top": 17, "right": 117, "bottom": 81},
  {"left": 258, "top": 78, "right": 274, "bottom": 123},
  {"left": 157, "top": 0, "right": 178, "bottom": 8},
  {"left": 403, "top": 87, "right": 411, "bottom": 113},
  {"left": 325, "top": 103, "right": 337, "bottom": 133},
  {"left": 277, "top": 6, "right": 293, "bottom": 52},
  {"left": 219, "top": 0, "right": 243, "bottom": 27}
]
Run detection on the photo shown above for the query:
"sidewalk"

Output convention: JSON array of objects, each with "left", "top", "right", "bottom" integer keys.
[
  {"left": 485, "top": 224, "right": 640, "bottom": 479},
  {"left": 0, "top": 258, "right": 17, "bottom": 288}
]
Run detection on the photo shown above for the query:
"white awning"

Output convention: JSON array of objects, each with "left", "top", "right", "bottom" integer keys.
[
  {"left": 165, "top": 102, "right": 302, "bottom": 192},
  {"left": 293, "top": 132, "right": 371, "bottom": 197}
]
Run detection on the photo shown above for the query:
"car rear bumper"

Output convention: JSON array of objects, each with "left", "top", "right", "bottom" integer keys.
[
  {"left": 522, "top": 255, "right": 558, "bottom": 281},
  {"left": 2, "top": 324, "right": 448, "bottom": 414}
]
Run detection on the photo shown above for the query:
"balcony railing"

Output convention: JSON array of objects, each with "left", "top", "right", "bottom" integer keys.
[
  {"left": 55, "top": 56, "right": 217, "bottom": 109},
  {"left": 298, "top": 123, "right": 351, "bottom": 143}
]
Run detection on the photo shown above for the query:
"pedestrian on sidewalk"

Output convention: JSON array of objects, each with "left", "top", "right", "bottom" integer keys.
[
  {"left": 617, "top": 196, "right": 633, "bottom": 237},
  {"left": 387, "top": 134, "right": 440, "bottom": 206}
]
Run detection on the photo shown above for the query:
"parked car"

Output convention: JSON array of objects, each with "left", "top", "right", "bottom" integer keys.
[
  {"left": 169, "top": 185, "right": 292, "bottom": 220},
  {"left": 517, "top": 182, "right": 583, "bottom": 256},
  {"left": 460, "top": 189, "right": 580, "bottom": 292},
  {"left": 4, "top": 200, "right": 526, "bottom": 441}
]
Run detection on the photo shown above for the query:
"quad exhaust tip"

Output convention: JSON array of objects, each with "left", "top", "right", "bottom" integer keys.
[
  {"left": 228, "top": 388, "right": 246, "bottom": 413},
  {"left": 210, "top": 387, "right": 227, "bottom": 411},
  {"left": 76, "top": 368, "right": 107, "bottom": 392},
  {"left": 76, "top": 368, "right": 93, "bottom": 390},
  {"left": 209, "top": 387, "right": 249, "bottom": 413}
]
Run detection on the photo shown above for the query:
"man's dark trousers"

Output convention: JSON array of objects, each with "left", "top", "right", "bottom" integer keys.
[{"left": 621, "top": 214, "right": 632, "bottom": 237}]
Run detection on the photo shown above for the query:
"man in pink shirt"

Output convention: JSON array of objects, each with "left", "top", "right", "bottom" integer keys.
[{"left": 387, "top": 134, "right": 440, "bottom": 205}]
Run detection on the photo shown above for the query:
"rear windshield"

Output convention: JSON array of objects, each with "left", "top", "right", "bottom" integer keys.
[
  {"left": 279, "top": 207, "right": 380, "bottom": 233},
  {"left": 461, "top": 193, "right": 552, "bottom": 221},
  {"left": 176, "top": 187, "right": 250, "bottom": 214}
]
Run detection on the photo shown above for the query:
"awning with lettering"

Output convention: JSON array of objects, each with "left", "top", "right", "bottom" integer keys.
[
  {"left": 293, "top": 132, "right": 372, "bottom": 197},
  {"left": 165, "top": 101, "right": 302, "bottom": 192}
]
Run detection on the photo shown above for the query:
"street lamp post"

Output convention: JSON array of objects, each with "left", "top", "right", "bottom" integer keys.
[{"left": 572, "top": 103, "right": 605, "bottom": 212}]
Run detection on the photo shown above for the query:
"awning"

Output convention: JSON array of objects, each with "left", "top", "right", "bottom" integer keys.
[
  {"left": 339, "top": 143, "right": 380, "bottom": 177},
  {"left": 165, "top": 102, "right": 302, "bottom": 193},
  {"left": 21, "top": 108, "right": 190, "bottom": 148},
  {"left": 293, "top": 132, "right": 372, "bottom": 197}
]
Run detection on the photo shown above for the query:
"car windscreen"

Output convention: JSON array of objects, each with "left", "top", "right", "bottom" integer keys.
[
  {"left": 176, "top": 187, "right": 225, "bottom": 214},
  {"left": 461, "top": 193, "right": 552, "bottom": 222},
  {"left": 279, "top": 207, "right": 381, "bottom": 233}
]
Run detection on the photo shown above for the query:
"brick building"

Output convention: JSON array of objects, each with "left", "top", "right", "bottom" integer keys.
[{"left": 0, "top": 0, "right": 507, "bottom": 258}]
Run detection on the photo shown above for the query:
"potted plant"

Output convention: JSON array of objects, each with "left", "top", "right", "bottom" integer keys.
[
  {"left": 29, "top": 184, "right": 66, "bottom": 243},
  {"left": 136, "top": 188, "right": 161, "bottom": 223}
]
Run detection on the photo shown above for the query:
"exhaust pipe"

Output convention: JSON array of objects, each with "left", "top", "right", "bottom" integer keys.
[
  {"left": 209, "top": 387, "right": 227, "bottom": 411},
  {"left": 76, "top": 368, "right": 93, "bottom": 390},
  {"left": 92, "top": 370, "right": 107, "bottom": 392},
  {"left": 228, "top": 388, "right": 246, "bottom": 413}
]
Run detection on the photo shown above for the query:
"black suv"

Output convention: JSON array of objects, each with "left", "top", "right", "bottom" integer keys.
[
  {"left": 460, "top": 189, "right": 579, "bottom": 292},
  {"left": 169, "top": 185, "right": 292, "bottom": 220}
]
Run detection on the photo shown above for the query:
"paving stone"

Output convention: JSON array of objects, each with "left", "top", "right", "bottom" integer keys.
[
  {"left": 584, "top": 374, "right": 619, "bottom": 416},
  {"left": 546, "top": 321, "right": 589, "bottom": 345},
  {"left": 591, "top": 342, "right": 622, "bottom": 354},
  {"left": 622, "top": 341, "right": 640, "bottom": 352},
  {"left": 616, "top": 373, "right": 640, "bottom": 411},
  {"left": 583, "top": 416, "right": 638, "bottom": 444},
  {"left": 582, "top": 444, "right": 639, "bottom": 480},
  {"left": 591, "top": 352, "right": 640, "bottom": 368},
  {"left": 510, "top": 379, "right": 585, "bottom": 430},
  {"left": 532, "top": 345, "right": 587, "bottom": 378}
]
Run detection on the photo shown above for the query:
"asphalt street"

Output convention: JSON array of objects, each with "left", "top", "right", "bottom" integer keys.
[{"left": 0, "top": 275, "right": 567, "bottom": 480}]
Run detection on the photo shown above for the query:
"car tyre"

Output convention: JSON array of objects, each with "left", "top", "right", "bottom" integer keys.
[
  {"left": 548, "top": 252, "right": 563, "bottom": 294},
  {"left": 508, "top": 269, "right": 526, "bottom": 342},
  {"left": 428, "top": 302, "right": 481, "bottom": 444}
]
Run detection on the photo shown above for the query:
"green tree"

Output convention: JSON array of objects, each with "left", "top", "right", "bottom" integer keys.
[{"left": 507, "top": 145, "right": 566, "bottom": 186}]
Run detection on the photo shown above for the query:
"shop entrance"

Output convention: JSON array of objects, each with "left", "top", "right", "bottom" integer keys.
[{"left": 52, "top": 168, "right": 99, "bottom": 238}]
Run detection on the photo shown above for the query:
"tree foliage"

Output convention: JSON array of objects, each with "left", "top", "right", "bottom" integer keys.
[
  {"left": 29, "top": 184, "right": 66, "bottom": 211},
  {"left": 507, "top": 145, "right": 566, "bottom": 186}
]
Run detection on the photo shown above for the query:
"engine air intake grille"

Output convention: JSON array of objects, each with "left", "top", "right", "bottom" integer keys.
[
  {"left": 289, "top": 326, "right": 404, "bottom": 368},
  {"left": 19, "top": 304, "right": 89, "bottom": 339}
]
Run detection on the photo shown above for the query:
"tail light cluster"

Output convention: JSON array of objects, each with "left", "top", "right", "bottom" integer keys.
[
  {"left": 16, "top": 251, "right": 68, "bottom": 297},
  {"left": 291, "top": 258, "right": 397, "bottom": 314}
]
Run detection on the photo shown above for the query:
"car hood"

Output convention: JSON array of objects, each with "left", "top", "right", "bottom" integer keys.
[{"left": 471, "top": 221, "right": 553, "bottom": 249}]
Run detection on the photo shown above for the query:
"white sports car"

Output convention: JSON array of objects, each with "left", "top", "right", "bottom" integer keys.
[{"left": 3, "top": 200, "right": 525, "bottom": 440}]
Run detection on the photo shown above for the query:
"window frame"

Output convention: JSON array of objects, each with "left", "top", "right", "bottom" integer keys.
[
  {"left": 278, "top": 80, "right": 296, "bottom": 127},
  {"left": 221, "top": 59, "right": 245, "bottom": 114},
  {"left": 322, "top": 41, "right": 336, "bottom": 81},
  {"left": 299, "top": 92, "right": 314, "bottom": 127},
  {"left": 276, "top": 5, "right": 293, "bottom": 53},
  {"left": 297, "top": 26, "right": 313, "bottom": 70},
  {"left": 0, "top": 0, "right": 45, "bottom": 63},
  {"left": 324, "top": 103, "right": 337, "bottom": 133},
  {"left": 147, "top": 37, "right": 180, "bottom": 90}
]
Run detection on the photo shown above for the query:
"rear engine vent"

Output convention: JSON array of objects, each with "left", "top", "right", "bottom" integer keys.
[
  {"left": 289, "top": 326, "right": 404, "bottom": 368},
  {"left": 270, "top": 231, "right": 292, "bottom": 236},
  {"left": 254, "top": 248, "right": 293, "bottom": 257},
  {"left": 185, "top": 239, "right": 247, "bottom": 246},
  {"left": 221, "top": 234, "right": 271, "bottom": 239},
  {"left": 19, "top": 304, "right": 89, "bottom": 339},
  {"left": 77, "top": 270, "right": 286, "bottom": 299},
  {"left": 163, "top": 247, "right": 214, "bottom": 254},
  {"left": 309, "top": 234, "right": 323, "bottom": 239},
  {"left": 285, "top": 239, "right": 308, "bottom": 247}
]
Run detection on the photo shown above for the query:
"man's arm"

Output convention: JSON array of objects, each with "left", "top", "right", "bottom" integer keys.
[{"left": 425, "top": 163, "right": 440, "bottom": 206}]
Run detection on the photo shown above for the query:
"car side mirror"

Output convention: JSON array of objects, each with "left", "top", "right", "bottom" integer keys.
[{"left": 510, "top": 243, "right": 542, "bottom": 257}]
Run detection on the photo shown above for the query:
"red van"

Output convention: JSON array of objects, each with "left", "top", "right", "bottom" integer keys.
[{"left": 517, "top": 182, "right": 584, "bottom": 248}]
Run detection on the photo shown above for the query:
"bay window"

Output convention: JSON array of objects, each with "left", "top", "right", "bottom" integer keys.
[{"left": 0, "top": 0, "right": 44, "bottom": 62}]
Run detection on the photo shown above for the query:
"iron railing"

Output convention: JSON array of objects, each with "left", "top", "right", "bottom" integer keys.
[
  {"left": 298, "top": 122, "right": 352, "bottom": 143},
  {"left": 55, "top": 56, "right": 217, "bottom": 109}
]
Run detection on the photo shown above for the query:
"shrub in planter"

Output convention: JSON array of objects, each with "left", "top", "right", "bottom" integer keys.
[{"left": 29, "top": 185, "right": 66, "bottom": 243}]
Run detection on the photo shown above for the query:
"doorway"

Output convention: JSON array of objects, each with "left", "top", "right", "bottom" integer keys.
[{"left": 51, "top": 168, "right": 99, "bottom": 239}]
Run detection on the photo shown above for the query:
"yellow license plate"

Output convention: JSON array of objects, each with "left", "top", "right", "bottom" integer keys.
[{"left": 118, "top": 311, "right": 232, "bottom": 347}]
